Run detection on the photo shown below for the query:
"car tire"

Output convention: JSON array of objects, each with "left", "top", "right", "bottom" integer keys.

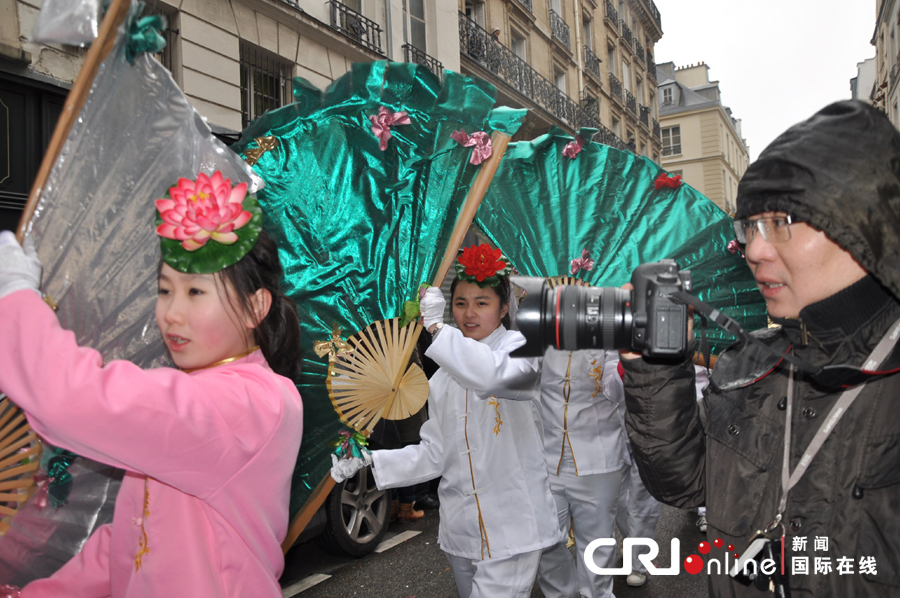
[{"left": 314, "top": 465, "right": 390, "bottom": 557}]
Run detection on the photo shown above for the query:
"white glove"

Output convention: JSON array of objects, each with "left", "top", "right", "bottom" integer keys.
[
  {"left": 0, "top": 231, "right": 42, "bottom": 299},
  {"left": 330, "top": 451, "right": 373, "bottom": 484},
  {"left": 420, "top": 286, "right": 446, "bottom": 330}
]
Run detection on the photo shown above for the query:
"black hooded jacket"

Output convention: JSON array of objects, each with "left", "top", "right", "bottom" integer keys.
[{"left": 621, "top": 101, "right": 900, "bottom": 597}]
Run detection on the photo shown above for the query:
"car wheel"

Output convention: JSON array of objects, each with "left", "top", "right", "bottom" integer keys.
[{"left": 314, "top": 465, "right": 390, "bottom": 557}]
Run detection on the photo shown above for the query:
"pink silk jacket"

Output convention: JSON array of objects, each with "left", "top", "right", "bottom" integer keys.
[{"left": 0, "top": 290, "right": 303, "bottom": 597}]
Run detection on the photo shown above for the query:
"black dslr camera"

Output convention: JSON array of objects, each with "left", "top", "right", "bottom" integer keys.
[{"left": 512, "top": 260, "right": 692, "bottom": 358}]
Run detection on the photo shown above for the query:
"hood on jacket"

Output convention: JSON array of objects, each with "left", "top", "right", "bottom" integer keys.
[{"left": 735, "top": 100, "right": 900, "bottom": 301}]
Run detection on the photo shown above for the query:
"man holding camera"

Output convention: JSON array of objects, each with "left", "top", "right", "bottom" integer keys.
[{"left": 619, "top": 100, "right": 900, "bottom": 597}]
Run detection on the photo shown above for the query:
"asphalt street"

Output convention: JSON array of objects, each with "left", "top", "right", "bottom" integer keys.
[{"left": 281, "top": 504, "right": 711, "bottom": 598}]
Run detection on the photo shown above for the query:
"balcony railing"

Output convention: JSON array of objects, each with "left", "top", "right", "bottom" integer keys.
[
  {"left": 653, "top": 118, "right": 660, "bottom": 141},
  {"left": 583, "top": 46, "right": 602, "bottom": 81},
  {"left": 634, "top": 39, "right": 644, "bottom": 64},
  {"left": 328, "top": 1, "right": 383, "bottom": 54},
  {"left": 641, "top": 0, "right": 661, "bottom": 29},
  {"left": 604, "top": 0, "right": 618, "bottom": 25},
  {"left": 609, "top": 73, "right": 622, "bottom": 103},
  {"left": 459, "top": 13, "right": 626, "bottom": 149},
  {"left": 402, "top": 44, "right": 443, "bottom": 81},
  {"left": 620, "top": 20, "right": 632, "bottom": 47},
  {"left": 625, "top": 89, "right": 637, "bottom": 116},
  {"left": 550, "top": 9, "right": 571, "bottom": 51},
  {"left": 517, "top": 0, "right": 533, "bottom": 12},
  {"left": 639, "top": 104, "right": 650, "bottom": 127},
  {"left": 647, "top": 50, "right": 656, "bottom": 82}
]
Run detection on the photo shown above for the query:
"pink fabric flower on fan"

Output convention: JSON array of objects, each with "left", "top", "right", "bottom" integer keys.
[
  {"left": 727, "top": 239, "right": 745, "bottom": 257},
  {"left": 450, "top": 130, "right": 493, "bottom": 165},
  {"left": 155, "top": 171, "right": 251, "bottom": 251},
  {"left": 563, "top": 136, "right": 586, "bottom": 159},
  {"left": 570, "top": 249, "right": 595, "bottom": 274},
  {"left": 369, "top": 106, "right": 411, "bottom": 151}
]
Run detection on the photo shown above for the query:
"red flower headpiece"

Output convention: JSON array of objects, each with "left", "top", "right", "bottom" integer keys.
[{"left": 455, "top": 244, "right": 512, "bottom": 287}]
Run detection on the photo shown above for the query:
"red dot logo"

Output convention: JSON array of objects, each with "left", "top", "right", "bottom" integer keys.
[
  {"left": 713, "top": 538, "right": 723, "bottom": 548},
  {"left": 727, "top": 544, "right": 734, "bottom": 551},
  {"left": 698, "top": 541, "right": 711, "bottom": 555},
  {"left": 684, "top": 554, "right": 704, "bottom": 575}
]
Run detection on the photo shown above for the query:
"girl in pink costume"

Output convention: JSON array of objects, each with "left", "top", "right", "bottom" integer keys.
[{"left": 0, "top": 171, "right": 303, "bottom": 598}]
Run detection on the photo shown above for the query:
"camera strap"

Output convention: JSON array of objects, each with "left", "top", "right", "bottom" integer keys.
[{"left": 670, "top": 291, "right": 900, "bottom": 388}]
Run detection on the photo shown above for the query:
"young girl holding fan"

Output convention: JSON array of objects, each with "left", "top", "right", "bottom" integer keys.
[
  {"left": 331, "top": 244, "right": 561, "bottom": 598},
  {"left": 0, "top": 171, "right": 303, "bottom": 597}
]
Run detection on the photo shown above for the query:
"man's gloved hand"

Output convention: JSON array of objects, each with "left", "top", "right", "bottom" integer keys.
[
  {"left": 0, "top": 231, "right": 42, "bottom": 299},
  {"left": 420, "top": 287, "right": 446, "bottom": 331},
  {"left": 330, "top": 451, "right": 373, "bottom": 484}
]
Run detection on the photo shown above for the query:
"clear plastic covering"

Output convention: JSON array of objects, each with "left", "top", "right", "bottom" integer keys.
[
  {"left": 0, "top": 24, "right": 261, "bottom": 583},
  {"left": 31, "top": 0, "right": 102, "bottom": 47}
]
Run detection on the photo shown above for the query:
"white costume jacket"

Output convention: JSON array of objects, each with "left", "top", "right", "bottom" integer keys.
[
  {"left": 372, "top": 325, "right": 561, "bottom": 560},
  {"left": 538, "top": 348, "right": 626, "bottom": 476}
]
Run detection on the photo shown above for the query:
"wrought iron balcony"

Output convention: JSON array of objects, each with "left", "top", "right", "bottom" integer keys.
[
  {"left": 625, "top": 89, "right": 637, "bottom": 116},
  {"left": 634, "top": 38, "right": 644, "bottom": 64},
  {"left": 641, "top": 0, "right": 661, "bottom": 29},
  {"left": 517, "top": 0, "right": 533, "bottom": 13},
  {"left": 459, "top": 13, "right": 626, "bottom": 149},
  {"left": 609, "top": 73, "right": 622, "bottom": 103},
  {"left": 550, "top": 10, "right": 571, "bottom": 51},
  {"left": 647, "top": 50, "right": 656, "bottom": 82},
  {"left": 653, "top": 118, "right": 660, "bottom": 141},
  {"left": 639, "top": 104, "right": 650, "bottom": 127},
  {"left": 620, "top": 20, "right": 632, "bottom": 47},
  {"left": 583, "top": 46, "right": 602, "bottom": 82},
  {"left": 328, "top": 0, "right": 383, "bottom": 54},
  {"left": 604, "top": 0, "right": 617, "bottom": 25},
  {"left": 402, "top": 44, "right": 443, "bottom": 81}
]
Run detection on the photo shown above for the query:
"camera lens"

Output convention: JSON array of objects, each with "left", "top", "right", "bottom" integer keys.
[
  {"left": 555, "top": 285, "right": 634, "bottom": 352},
  {"left": 512, "top": 276, "right": 634, "bottom": 356}
]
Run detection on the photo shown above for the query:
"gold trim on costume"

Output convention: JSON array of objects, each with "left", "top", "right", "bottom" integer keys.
[
  {"left": 557, "top": 352, "right": 579, "bottom": 476},
  {"left": 180, "top": 346, "right": 260, "bottom": 374},
  {"left": 134, "top": 477, "right": 152, "bottom": 571},
  {"left": 464, "top": 389, "right": 491, "bottom": 559},
  {"left": 488, "top": 397, "right": 503, "bottom": 435},
  {"left": 242, "top": 136, "right": 278, "bottom": 166},
  {"left": 589, "top": 358, "right": 603, "bottom": 399}
]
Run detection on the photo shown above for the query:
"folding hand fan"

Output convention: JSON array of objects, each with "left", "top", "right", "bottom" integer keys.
[
  {"left": 475, "top": 127, "right": 767, "bottom": 355},
  {"left": 0, "top": 396, "right": 39, "bottom": 536}
]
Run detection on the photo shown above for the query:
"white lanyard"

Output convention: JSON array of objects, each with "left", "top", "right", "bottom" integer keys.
[{"left": 777, "top": 316, "right": 900, "bottom": 518}]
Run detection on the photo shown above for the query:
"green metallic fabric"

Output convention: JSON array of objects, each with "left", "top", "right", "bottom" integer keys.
[
  {"left": 475, "top": 127, "right": 767, "bottom": 355},
  {"left": 235, "top": 61, "right": 525, "bottom": 518}
]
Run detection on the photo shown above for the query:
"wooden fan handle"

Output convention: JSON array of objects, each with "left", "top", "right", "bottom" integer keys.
[
  {"left": 15, "top": 0, "right": 132, "bottom": 243},
  {"left": 431, "top": 130, "right": 511, "bottom": 288}
]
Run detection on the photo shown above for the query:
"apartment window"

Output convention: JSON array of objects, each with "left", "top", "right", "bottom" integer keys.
[
  {"left": 670, "top": 170, "right": 683, "bottom": 177},
  {"left": 622, "top": 61, "right": 631, "bottom": 92},
  {"left": 662, "top": 87, "right": 673, "bottom": 104},
  {"left": 240, "top": 42, "right": 293, "bottom": 129},
  {"left": 611, "top": 116, "right": 620, "bottom": 137},
  {"left": 555, "top": 69, "right": 566, "bottom": 94},
  {"left": 583, "top": 17, "right": 592, "bottom": 50},
  {"left": 607, "top": 43, "right": 616, "bottom": 68},
  {"left": 661, "top": 125, "right": 681, "bottom": 156},
  {"left": 512, "top": 31, "right": 527, "bottom": 60},
  {"left": 465, "top": 0, "right": 485, "bottom": 28},
  {"left": 551, "top": 0, "right": 562, "bottom": 15},
  {"left": 635, "top": 76, "right": 642, "bottom": 102},
  {"left": 403, "top": 0, "right": 426, "bottom": 51},
  {"left": 148, "top": 7, "right": 178, "bottom": 73}
]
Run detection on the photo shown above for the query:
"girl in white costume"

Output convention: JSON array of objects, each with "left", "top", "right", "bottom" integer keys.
[{"left": 331, "top": 245, "right": 562, "bottom": 598}]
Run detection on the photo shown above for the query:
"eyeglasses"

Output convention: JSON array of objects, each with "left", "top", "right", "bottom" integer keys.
[{"left": 732, "top": 215, "right": 794, "bottom": 244}]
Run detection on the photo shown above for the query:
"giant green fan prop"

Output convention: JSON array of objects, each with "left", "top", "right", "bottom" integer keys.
[{"left": 233, "top": 61, "right": 526, "bottom": 544}]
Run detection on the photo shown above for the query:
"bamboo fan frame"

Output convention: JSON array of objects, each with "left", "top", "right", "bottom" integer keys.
[
  {"left": 0, "top": 396, "right": 41, "bottom": 535},
  {"left": 546, "top": 276, "right": 591, "bottom": 289},
  {"left": 327, "top": 319, "right": 430, "bottom": 433}
]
